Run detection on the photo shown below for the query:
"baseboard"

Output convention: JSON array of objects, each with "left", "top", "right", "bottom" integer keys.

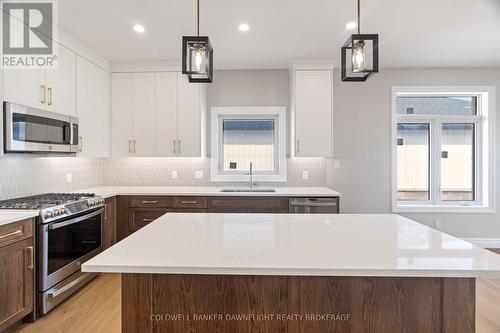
[{"left": 463, "top": 238, "right": 500, "bottom": 249}]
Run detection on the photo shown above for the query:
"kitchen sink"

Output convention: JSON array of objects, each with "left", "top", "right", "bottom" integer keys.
[{"left": 220, "top": 188, "right": 276, "bottom": 193}]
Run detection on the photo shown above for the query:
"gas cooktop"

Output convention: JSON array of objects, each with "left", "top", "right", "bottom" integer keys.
[{"left": 0, "top": 193, "right": 96, "bottom": 210}]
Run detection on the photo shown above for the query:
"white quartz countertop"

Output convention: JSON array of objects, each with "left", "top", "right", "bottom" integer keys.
[
  {"left": 82, "top": 213, "right": 500, "bottom": 278},
  {"left": 77, "top": 186, "right": 342, "bottom": 198},
  {"left": 0, "top": 210, "right": 39, "bottom": 227}
]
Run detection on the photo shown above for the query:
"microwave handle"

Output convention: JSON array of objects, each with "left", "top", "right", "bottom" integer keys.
[{"left": 48, "top": 209, "right": 103, "bottom": 230}]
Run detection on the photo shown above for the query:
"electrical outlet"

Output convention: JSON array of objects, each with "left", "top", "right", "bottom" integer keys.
[
  {"left": 435, "top": 219, "right": 442, "bottom": 229},
  {"left": 334, "top": 160, "right": 341, "bottom": 169},
  {"left": 66, "top": 173, "right": 72, "bottom": 184},
  {"left": 302, "top": 170, "right": 309, "bottom": 180},
  {"left": 195, "top": 170, "right": 204, "bottom": 179},
  {"left": 171, "top": 171, "right": 178, "bottom": 180}
]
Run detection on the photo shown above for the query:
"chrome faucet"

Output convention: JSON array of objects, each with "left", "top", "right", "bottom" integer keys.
[{"left": 249, "top": 162, "right": 256, "bottom": 189}]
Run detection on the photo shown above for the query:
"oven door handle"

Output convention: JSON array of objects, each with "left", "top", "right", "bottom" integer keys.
[
  {"left": 48, "top": 273, "right": 92, "bottom": 298},
  {"left": 48, "top": 209, "right": 103, "bottom": 230}
]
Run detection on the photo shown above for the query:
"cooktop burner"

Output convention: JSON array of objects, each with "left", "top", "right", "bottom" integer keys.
[{"left": 0, "top": 193, "right": 96, "bottom": 210}]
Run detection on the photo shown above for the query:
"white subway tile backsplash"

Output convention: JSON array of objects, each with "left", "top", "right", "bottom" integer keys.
[{"left": 0, "top": 156, "right": 327, "bottom": 200}]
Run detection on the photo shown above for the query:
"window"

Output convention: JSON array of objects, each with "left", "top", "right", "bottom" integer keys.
[
  {"left": 211, "top": 107, "right": 286, "bottom": 182},
  {"left": 392, "top": 87, "right": 495, "bottom": 213}
]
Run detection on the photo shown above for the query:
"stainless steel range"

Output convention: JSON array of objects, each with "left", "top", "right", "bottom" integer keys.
[{"left": 0, "top": 193, "right": 104, "bottom": 316}]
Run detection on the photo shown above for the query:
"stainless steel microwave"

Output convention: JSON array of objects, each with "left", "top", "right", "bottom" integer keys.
[{"left": 3, "top": 102, "right": 79, "bottom": 153}]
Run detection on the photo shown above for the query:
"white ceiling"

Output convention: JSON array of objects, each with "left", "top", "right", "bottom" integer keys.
[{"left": 59, "top": 0, "right": 500, "bottom": 69}]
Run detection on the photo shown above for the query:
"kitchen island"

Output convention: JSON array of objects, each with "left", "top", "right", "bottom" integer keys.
[{"left": 82, "top": 213, "right": 500, "bottom": 332}]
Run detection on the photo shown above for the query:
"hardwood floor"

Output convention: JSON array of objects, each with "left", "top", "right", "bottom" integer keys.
[
  {"left": 12, "top": 273, "right": 500, "bottom": 333},
  {"left": 14, "top": 274, "right": 121, "bottom": 333}
]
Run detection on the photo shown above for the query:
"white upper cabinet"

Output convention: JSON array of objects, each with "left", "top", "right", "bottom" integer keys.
[
  {"left": 132, "top": 73, "right": 156, "bottom": 157},
  {"left": 176, "top": 73, "right": 203, "bottom": 157},
  {"left": 45, "top": 45, "right": 76, "bottom": 116},
  {"left": 293, "top": 68, "right": 333, "bottom": 157},
  {"left": 3, "top": 45, "right": 76, "bottom": 116},
  {"left": 3, "top": 67, "right": 43, "bottom": 110},
  {"left": 76, "top": 56, "right": 110, "bottom": 157},
  {"left": 155, "top": 72, "right": 178, "bottom": 157},
  {"left": 112, "top": 71, "right": 206, "bottom": 158},
  {"left": 111, "top": 73, "right": 134, "bottom": 157}
]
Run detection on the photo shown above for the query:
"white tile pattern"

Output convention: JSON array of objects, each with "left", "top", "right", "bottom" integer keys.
[{"left": 0, "top": 156, "right": 327, "bottom": 200}]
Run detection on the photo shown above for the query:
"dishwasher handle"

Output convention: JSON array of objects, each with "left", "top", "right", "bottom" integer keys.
[{"left": 289, "top": 201, "right": 337, "bottom": 207}]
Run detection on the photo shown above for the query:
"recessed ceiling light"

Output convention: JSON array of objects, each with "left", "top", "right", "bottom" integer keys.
[
  {"left": 238, "top": 23, "right": 250, "bottom": 32},
  {"left": 345, "top": 22, "right": 357, "bottom": 30},
  {"left": 133, "top": 24, "right": 145, "bottom": 33}
]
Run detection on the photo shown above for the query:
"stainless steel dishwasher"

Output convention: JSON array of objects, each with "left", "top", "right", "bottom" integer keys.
[{"left": 288, "top": 197, "right": 339, "bottom": 214}]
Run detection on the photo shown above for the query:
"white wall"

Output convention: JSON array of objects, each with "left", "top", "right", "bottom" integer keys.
[
  {"left": 207, "top": 70, "right": 291, "bottom": 155},
  {"left": 327, "top": 67, "right": 500, "bottom": 238}
]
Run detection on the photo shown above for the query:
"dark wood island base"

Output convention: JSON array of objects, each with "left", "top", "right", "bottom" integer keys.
[{"left": 122, "top": 274, "right": 475, "bottom": 333}]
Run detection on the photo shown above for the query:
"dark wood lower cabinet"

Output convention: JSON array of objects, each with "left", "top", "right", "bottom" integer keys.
[
  {"left": 129, "top": 208, "right": 174, "bottom": 232},
  {"left": 103, "top": 197, "right": 117, "bottom": 249},
  {"left": 0, "top": 219, "right": 35, "bottom": 332},
  {"left": 115, "top": 195, "right": 339, "bottom": 239},
  {"left": 122, "top": 274, "right": 475, "bottom": 333}
]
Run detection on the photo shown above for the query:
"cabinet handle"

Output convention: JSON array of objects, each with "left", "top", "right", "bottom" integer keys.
[
  {"left": 133, "top": 140, "right": 137, "bottom": 154},
  {"left": 128, "top": 140, "right": 132, "bottom": 154},
  {"left": 104, "top": 204, "right": 108, "bottom": 220},
  {"left": 26, "top": 246, "right": 34, "bottom": 270},
  {"left": 173, "top": 139, "right": 176, "bottom": 154},
  {"left": 181, "top": 200, "right": 198, "bottom": 205},
  {"left": 41, "top": 85, "right": 46, "bottom": 104},
  {"left": 142, "top": 218, "right": 155, "bottom": 223},
  {"left": 296, "top": 139, "right": 300, "bottom": 154},
  {"left": 47, "top": 86, "right": 53, "bottom": 105},
  {"left": 141, "top": 200, "right": 159, "bottom": 204},
  {"left": 79, "top": 137, "right": 83, "bottom": 152},
  {"left": 0, "top": 229, "right": 22, "bottom": 239},
  {"left": 178, "top": 140, "right": 181, "bottom": 155}
]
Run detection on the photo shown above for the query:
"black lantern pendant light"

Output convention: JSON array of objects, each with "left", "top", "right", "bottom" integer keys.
[
  {"left": 182, "top": 0, "right": 213, "bottom": 83},
  {"left": 341, "top": 0, "right": 379, "bottom": 82}
]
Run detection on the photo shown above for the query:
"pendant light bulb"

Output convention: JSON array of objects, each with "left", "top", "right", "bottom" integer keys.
[
  {"left": 352, "top": 41, "right": 366, "bottom": 72},
  {"left": 195, "top": 49, "right": 203, "bottom": 71}
]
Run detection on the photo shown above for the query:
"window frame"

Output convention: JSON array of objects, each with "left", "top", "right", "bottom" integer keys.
[
  {"left": 210, "top": 106, "right": 287, "bottom": 182},
  {"left": 391, "top": 86, "right": 496, "bottom": 213}
]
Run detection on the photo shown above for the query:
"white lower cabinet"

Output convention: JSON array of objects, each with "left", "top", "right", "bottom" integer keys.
[
  {"left": 111, "top": 71, "right": 205, "bottom": 157},
  {"left": 293, "top": 68, "right": 333, "bottom": 157},
  {"left": 76, "top": 56, "right": 110, "bottom": 157}
]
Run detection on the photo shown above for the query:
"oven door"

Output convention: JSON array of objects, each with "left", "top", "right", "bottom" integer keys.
[
  {"left": 38, "top": 208, "right": 103, "bottom": 291},
  {"left": 4, "top": 102, "right": 73, "bottom": 153}
]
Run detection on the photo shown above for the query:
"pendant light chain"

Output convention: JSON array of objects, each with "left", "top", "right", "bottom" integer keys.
[
  {"left": 197, "top": 0, "right": 200, "bottom": 36},
  {"left": 357, "top": 0, "right": 360, "bottom": 34}
]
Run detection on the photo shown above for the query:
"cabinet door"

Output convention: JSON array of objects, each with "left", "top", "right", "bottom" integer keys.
[
  {"left": 294, "top": 70, "right": 333, "bottom": 157},
  {"left": 132, "top": 73, "right": 155, "bottom": 156},
  {"left": 103, "top": 198, "right": 116, "bottom": 250},
  {"left": 111, "top": 73, "right": 134, "bottom": 157},
  {"left": 155, "top": 72, "right": 178, "bottom": 157},
  {"left": 45, "top": 45, "right": 76, "bottom": 116},
  {"left": 3, "top": 67, "right": 44, "bottom": 109},
  {"left": 177, "top": 73, "right": 201, "bottom": 157},
  {"left": 76, "top": 56, "right": 110, "bottom": 157},
  {"left": 0, "top": 238, "right": 34, "bottom": 331}
]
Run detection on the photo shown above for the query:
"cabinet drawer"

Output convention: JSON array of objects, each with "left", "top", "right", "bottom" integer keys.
[
  {"left": 129, "top": 196, "right": 173, "bottom": 208},
  {"left": 173, "top": 197, "right": 207, "bottom": 209},
  {"left": 207, "top": 197, "right": 288, "bottom": 211},
  {"left": 0, "top": 219, "right": 33, "bottom": 248},
  {"left": 129, "top": 208, "right": 172, "bottom": 232}
]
